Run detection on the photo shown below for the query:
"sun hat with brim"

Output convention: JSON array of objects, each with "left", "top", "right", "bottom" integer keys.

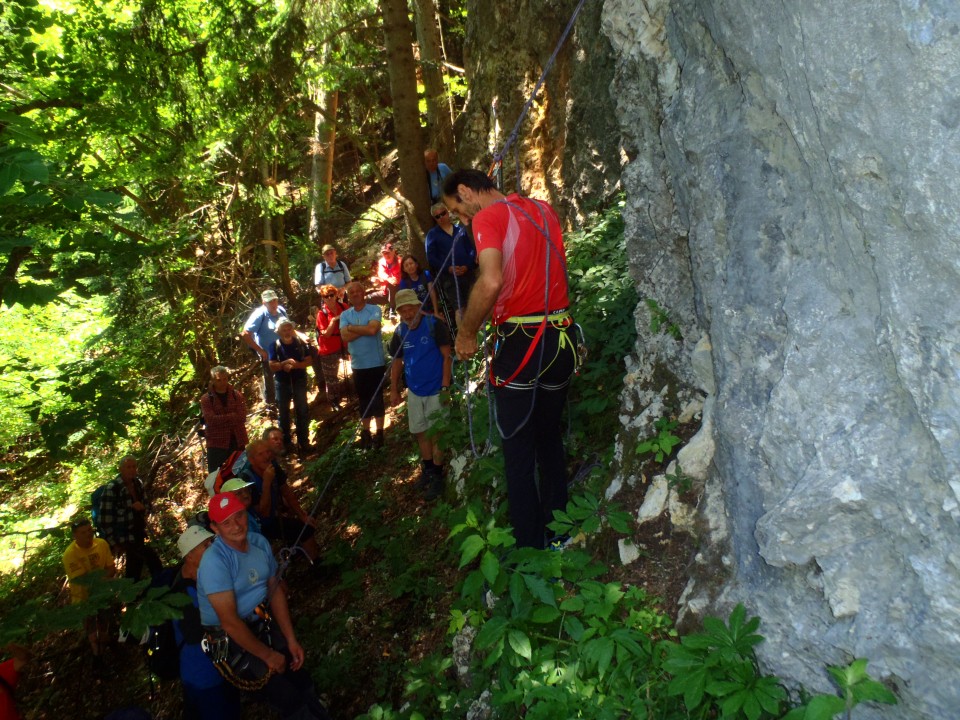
[
  {"left": 322, "top": 244, "right": 336, "bottom": 253},
  {"left": 209, "top": 492, "right": 245, "bottom": 524},
  {"left": 221, "top": 478, "right": 254, "bottom": 493},
  {"left": 395, "top": 289, "right": 420, "bottom": 309},
  {"left": 177, "top": 525, "right": 214, "bottom": 558},
  {"left": 276, "top": 317, "right": 296, "bottom": 329},
  {"left": 261, "top": 289, "right": 279, "bottom": 302}
]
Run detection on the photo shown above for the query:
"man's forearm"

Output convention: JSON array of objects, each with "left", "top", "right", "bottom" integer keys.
[
  {"left": 459, "top": 273, "right": 499, "bottom": 337},
  {"left": 221, "top": 612, "right": 273, "bottom": 661}
]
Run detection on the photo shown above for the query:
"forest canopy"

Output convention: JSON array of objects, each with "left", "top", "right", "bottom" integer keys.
[{"left": 1, "top": 0, "right": 467, "bottom": 463}]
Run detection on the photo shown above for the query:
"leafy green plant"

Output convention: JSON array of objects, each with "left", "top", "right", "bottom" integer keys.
[
  {"left": 646, "top": 298, "right": 682, "bottom": 340},
  {"left": 662, "top": 604, "right": 786, "bottom": 719},
  {"left": 666, "top": 463, "right": 694, "bottom": 494},
  {"left": 783, "top": 658, "right": 896, "bottom": 720},
  {"left": 636, "top": 417, "right": 682, "bottom": 463}
]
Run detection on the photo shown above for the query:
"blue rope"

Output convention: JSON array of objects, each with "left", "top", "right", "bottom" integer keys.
[{"left": 490, "top": 0, "right": 589, "bottom": 184}]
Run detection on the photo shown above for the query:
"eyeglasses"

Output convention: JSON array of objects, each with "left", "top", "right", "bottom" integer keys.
[{"left": 433, "top": 210, "right": 448, "bottom": 219}]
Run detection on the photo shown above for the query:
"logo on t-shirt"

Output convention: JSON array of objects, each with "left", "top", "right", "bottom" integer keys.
[{"left": 248, "top": 568, "right": 260, "bottom": 585}]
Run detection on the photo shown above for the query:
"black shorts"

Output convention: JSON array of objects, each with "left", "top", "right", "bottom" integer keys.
[{"left": 353, "top": 365, "right": 387, "bottom": 419}]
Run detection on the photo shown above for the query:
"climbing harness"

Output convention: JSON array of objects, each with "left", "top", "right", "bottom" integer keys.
[{"left": 202, "top": 603, "right": 278, "bottom": 690}]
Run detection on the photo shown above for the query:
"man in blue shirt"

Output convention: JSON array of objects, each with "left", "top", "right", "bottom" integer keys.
[
  {"left": 425, "top": 203, "right": 477, "bottom": 328},
  {"left": 313, "top": 244, "right": 351, "bottom": 300},
  {"left": 240, "top": 289, "right": 287, "bottom": 408},
  {"left": 174, "top": 525, "right": 240, "bottom": 720},
  {"left": 340, "top": 281, "right": 387, "bottom": 449},
  {"left": 388, "top": 290, "right": 452, "bottom": 500},
  {"left": 198, "top": 493, "right": 330, "bottom": 719}
]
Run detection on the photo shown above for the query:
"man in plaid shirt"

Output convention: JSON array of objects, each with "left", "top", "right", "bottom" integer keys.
[{"left": 98, "top": 455, "right": 162, "bottom": 580}]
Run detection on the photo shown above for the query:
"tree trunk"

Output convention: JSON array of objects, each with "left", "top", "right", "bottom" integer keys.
[
  {"left": 259, "top": 159, "right": 275, "bottom": 268},
  {"left": 379, "top": 0, "right": 432, "bottom": 256},
  {"left": 307, "top": 45, "right": 339, "bottom": 247},
  {"left": 412, "top": 0, "right": 454, "bottom": 160}
]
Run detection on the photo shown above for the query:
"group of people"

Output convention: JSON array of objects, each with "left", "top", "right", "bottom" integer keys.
[
  {"left": 60, "top": 427, "right": 330, "bottom": 719},
  {"left": 35, "top": 159, "right": 579, "bottom": 720}
]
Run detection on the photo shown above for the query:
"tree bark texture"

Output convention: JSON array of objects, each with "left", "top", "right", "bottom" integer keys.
[
  {"left": 412, "top": 0, "right": 454, "bottom": 160},
  {"left": 308, "top": 45, "right": 339, "bottom": 248},
  {"left": 379, "top": 0, "right": 432, "bottom": 256}
]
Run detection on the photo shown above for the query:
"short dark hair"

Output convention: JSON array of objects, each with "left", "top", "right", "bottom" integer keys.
[
  {"left": 71, "top": 517, "right": 92, "bottom": 532},
  {"left": 442, "top": 169, "right": 495, "bottom": 198}
]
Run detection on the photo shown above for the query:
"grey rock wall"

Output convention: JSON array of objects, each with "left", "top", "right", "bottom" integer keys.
[{"left": 601, "top": 0, "right": 960, "bottom": 717}]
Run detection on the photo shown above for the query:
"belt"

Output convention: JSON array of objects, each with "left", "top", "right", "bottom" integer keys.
[{"left": 498, "top": 309, "right": 571, "bottom": 326}]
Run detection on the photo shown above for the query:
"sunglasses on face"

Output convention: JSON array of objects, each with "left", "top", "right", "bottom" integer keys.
[
  {"left": 323, "top": 293, "right": 336, "bottom": 298},
  {"left": 433, "top": 210, "right": 448, "bottom": 219}
]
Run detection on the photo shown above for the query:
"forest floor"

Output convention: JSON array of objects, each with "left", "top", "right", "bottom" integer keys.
[{"left": 7, "top": 305, "right": 703, "bottom": 720}]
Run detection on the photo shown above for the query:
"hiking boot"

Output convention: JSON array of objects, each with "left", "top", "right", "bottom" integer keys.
[
  {"left": 414, "top": 462, "right": 432, "bottom": 490},
  {"left": 423, "top": 475, "right": 444, "bottom": 502},
  {"left": 358, "top": 429, "right": 372, "bottom": 449},
  {"left": 373, "top": 430, "right": 384, "bottom": 449}
]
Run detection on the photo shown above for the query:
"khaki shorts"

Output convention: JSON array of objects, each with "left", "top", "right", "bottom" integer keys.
[{"left": 407, "top": 391, "right": 446, "bottom": 434}]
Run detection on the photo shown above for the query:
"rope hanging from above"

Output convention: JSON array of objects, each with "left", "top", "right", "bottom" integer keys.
[{"left": 487, "top": 0, "right": 590, "bottom": 192}]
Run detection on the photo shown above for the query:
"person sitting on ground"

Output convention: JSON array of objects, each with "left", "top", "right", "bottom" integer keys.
[
  {"left": 389, "top": 289, "right": 453, "bottom": 501},
  {"left": 313, "top": 244, "right": 351, "bottom": 301},
  {"left": 370, "top": 242, "right": 402, "bottom": 315},
  {"left": 173, "top": 526, "right": 241, "bottom": 720},
  {"left": 424, "top": 148, "right": 452, "bottom": 204},
  {"left": 269, "top": 317, "right": 313, "bottom": 455},
  {"left": 0, "top": 643, "right": 31, "bottom": 720},
  {"left": 339, "top": 281, "right": 387, "bottom": 449},
  {"left": 198, "top": 493, "right": 331, "bottom": 720},
  {"left": 398, "top": 255, "right": 439, "bottom": 317},
  {"left": 97, "top": 456, "right": 163, "bottom": 580},
  {"left": 62, "top": 517, "right": 116, "bottom": 657},
  {"left": 220, "top": 478, "right": 262, "bottom": 535},
  {"left": 199, "top": 366, "right": 249, "bottom": 473},
  {"left": 240, "top": 289, "right": 287, "bottom": 411},
  {"left": 236, "top": 439, "right": 321, "bottom": 565},
  {"left": 425, "top": 202, "right": 477, "bottom": 327},
  {"left": 314, "top": 284, "right": 350, "bottom": 413}
]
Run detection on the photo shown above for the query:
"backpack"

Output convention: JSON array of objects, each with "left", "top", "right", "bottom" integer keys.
[
  {"left": 204, "top": 449, "right": 246, "bottom": 496},
  {"left": 144, "top": 566, "right": 182, "bottom": 682},
  {"left": 90, "top": 483, "right": 110, "bottom": 533},
  {"left": 318, "top": 259, "right": 349, "bottom": 286}
]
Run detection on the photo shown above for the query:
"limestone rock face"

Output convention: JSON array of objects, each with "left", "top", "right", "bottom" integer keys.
[{"left": 601, "top": 0, "right": 960, "bottom": 717}]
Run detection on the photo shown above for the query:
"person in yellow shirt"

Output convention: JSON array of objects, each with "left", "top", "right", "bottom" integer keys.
[{"left": 62, "top": 517, "right": 115, "bottom": 657}]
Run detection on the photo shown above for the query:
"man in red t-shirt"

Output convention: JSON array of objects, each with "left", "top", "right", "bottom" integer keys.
[{"left": 442, "top": 169, "right": 577, "bottom": 549}]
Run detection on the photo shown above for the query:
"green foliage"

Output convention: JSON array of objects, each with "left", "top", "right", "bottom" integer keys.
[
  {"left": 0, "top": 570, "right": 187, "bottom": 646},
  {"left": 783, "top": 659, "right": 897, "bottom": 720},
  {"left": 636, "top": 417, "right": 682, "bottom": 464},
  {"left": 665, "top": 463, "right": 694, "bottom": 494},
  {"left": 566, "top": 199, "right": 638, "bottom": 438},
  {"left": 646, "top": 298, "right": 682, "bottom": 340},
  {"left": 663, "top": 604, "right": 786, "bottom": 719}
]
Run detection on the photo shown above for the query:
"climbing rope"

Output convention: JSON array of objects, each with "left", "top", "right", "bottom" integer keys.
[{"left": 487, "top": 0, "right": 590, "bottom": 189}]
